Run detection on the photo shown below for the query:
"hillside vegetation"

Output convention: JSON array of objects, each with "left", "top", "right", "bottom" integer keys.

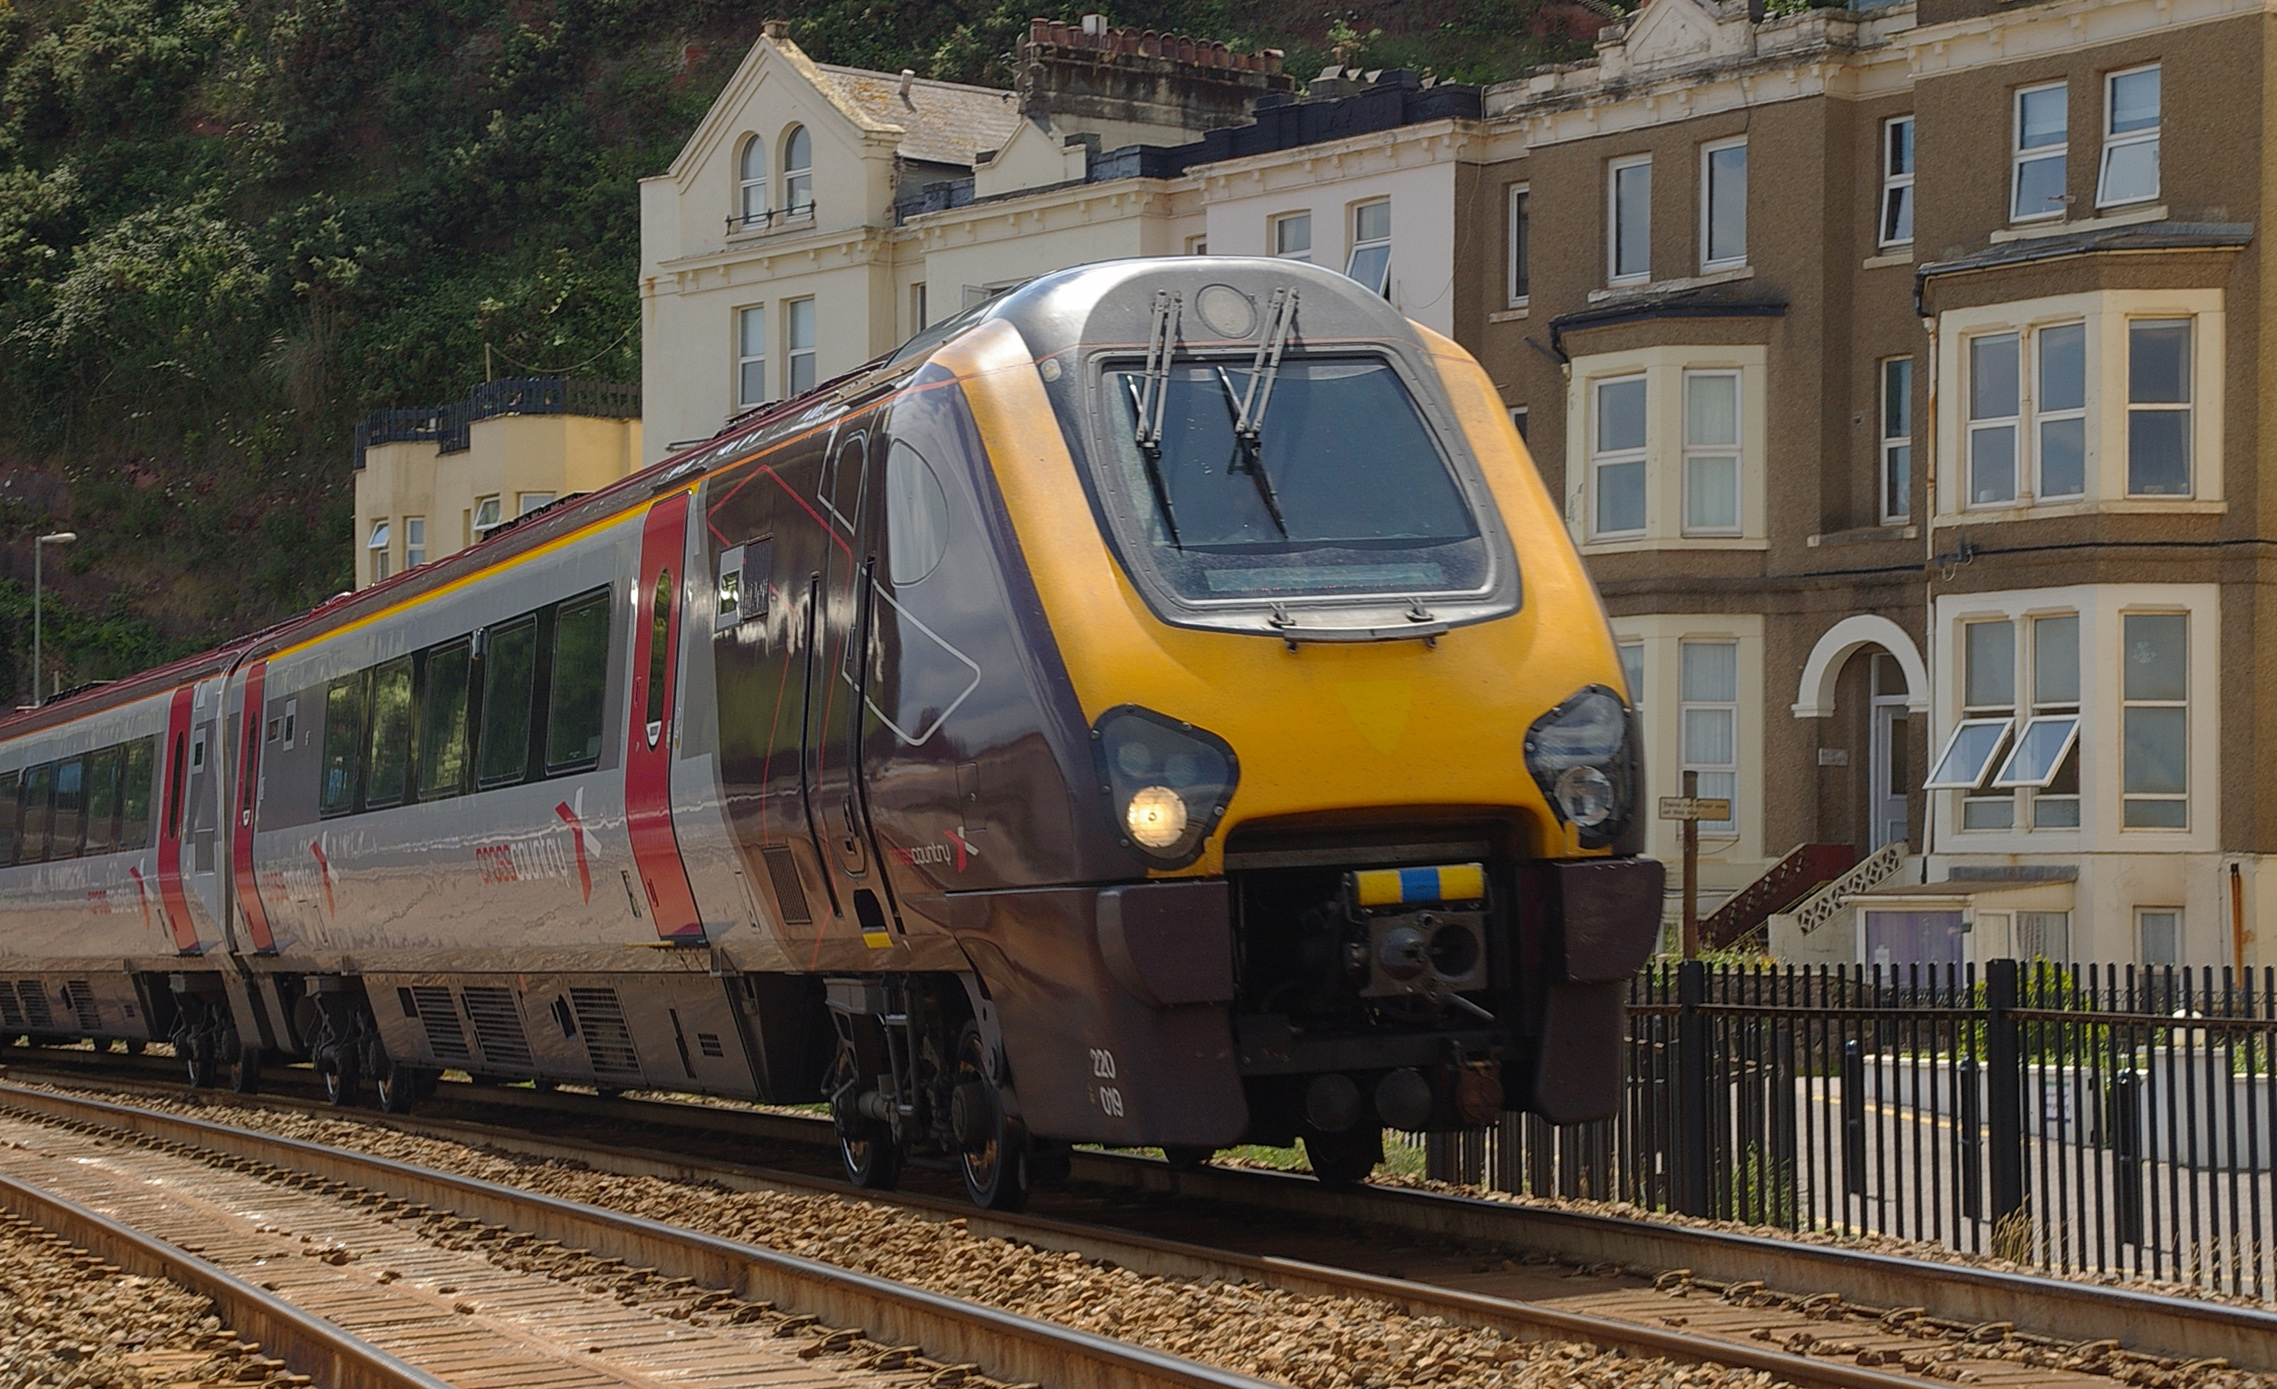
[{"left": 0, "top": 0, "right": 1596, "bottom": 702}]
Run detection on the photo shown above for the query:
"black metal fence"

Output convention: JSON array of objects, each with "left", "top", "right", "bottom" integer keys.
[
  {"left": 352, "top": 377, "right": 640, "bottom": 469},
  {"left": 1427, "top": 960, "right": 2277, "bottom": 1297}
]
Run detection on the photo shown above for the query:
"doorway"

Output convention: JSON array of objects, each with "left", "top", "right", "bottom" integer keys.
[{"left": 1868, "top": 654, "right": 1910, "bottom": 852}]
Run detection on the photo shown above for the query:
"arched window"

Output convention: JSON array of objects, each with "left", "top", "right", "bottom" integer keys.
[
  {"left": 736, "top": 135, "right": 766, "bottom": 226},
  {"left": 782, "top": 125, "right": 812, "bottom": 216}
]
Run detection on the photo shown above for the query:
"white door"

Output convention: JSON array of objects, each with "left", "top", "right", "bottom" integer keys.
[{"left": 1869, "top": 701, "right": 1910, "bottom": 851}]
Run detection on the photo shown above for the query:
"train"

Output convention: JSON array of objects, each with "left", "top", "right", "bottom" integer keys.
[{"left": 0, "top": 257, "right": 1661, "bottom": 1209}]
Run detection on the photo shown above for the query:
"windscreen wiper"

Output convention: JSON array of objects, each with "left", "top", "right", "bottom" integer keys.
[
  {"left": 1127, "top": 293, "right": 1184, "bottom": 548},
  {"left": 1214, "top": 365, "right": 1287, "bottom": 537}
]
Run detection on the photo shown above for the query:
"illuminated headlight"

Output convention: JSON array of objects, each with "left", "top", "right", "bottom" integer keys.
[
  {"left": 1523, "top": 685, "right": 1637, "bottom": 850},
  {"left": 1093, "top": 706, "right": 1238, "bottom": 867}
]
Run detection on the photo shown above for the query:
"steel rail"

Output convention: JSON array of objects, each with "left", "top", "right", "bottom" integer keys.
[
  {"left": 0, "top": 1169, "right": 456, "bottom": 1389},
  {"left": 16, "top": 1050, "right": 2277, "bottom": 1372},
  {"left": 0, "top": 1082, "right": 1274, "bottom": 1389}
]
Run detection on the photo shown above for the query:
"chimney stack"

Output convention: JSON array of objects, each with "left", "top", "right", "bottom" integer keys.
[{"left": 1019, "top": 18, "right": 1291, "bottom": 139}]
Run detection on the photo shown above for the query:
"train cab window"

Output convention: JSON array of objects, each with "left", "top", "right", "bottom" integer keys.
[
  {"left": 644, "top": 571, "right": 673, "bottom": 746},
  {"left": 545, "top": 590, "right": 611, "bottom": 772},
  {"left": 119, "top": 738, "right": 154, "bottom": 851},
  {"left": 83, "top": 746, "right": 121, "bottom": 856},
  {"left": 50, "top": 757, "right": 84, "bottom": 860},
  {"left": 477, "top": 617, "right": 538, "bottom": 787},
  {"left": 885, "top": 445, "right": 948, "bottom": 585},
  {"left": 1096, "top": 357, "right": 1485, "bottom": 605},
  {"left": 418, "top": 641, "right": 472, "bottom": 799},
  {"left": 321, "top": 674, "right": 367, "bottom": 816},
  {"left": 19, "top": 763, "right": 53, "bottom": 863},
  {"left": 364, "top": 657, "right": 414, "bottom": 808},
  {"left": 0, "top": 770, "right": 19, "bottom": 865}
]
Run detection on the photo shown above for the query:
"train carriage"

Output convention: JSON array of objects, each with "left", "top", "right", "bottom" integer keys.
[{"left": 0, "top": 257, "right": 1662, "bottom": 1209}]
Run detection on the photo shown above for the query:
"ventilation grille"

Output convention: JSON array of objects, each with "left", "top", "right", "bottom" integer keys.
[
  {"left": 697, "top": 1032, "right": 725, "bottom": 1058},
  {"left": 16, "top": 982, "right": 53, "bottom": 1032},
  {"left": 61, "top": 981, "right": 99, "bottom": 1033},
  {"left": 0, "top": 986, "right": 24, "bottom": 1031},
  {"left": 569, "top": 988, "right": 641, "bottom": 1079},
  {"left": 411, "top": 985, "right": 470, "bottom": 1062},
  {"left": 761, "top": 847, "right": 811, "bottom": 926},
  {"left": 460, "top": 986, "right": 533, "bottom": 1070}
]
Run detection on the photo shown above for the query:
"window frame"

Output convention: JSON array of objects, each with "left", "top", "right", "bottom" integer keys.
[
  {"left": 1678, "top": 638, "right": 1739, "bottom": 836},
  {"left": 781, "top": 125, "right": 812, "bottom": 217},
  {"left": 2125, "top": 317, "right": 2193, "bottom": 498},
  {"left": 2011, "top": 81, "right": 2070, "bottom": 224},
  {"left": 403, "top": 517, "right": 426, "bottom": 570},
  {"left": 1965, "top": 331, "right": 2022, "bottom": 508},
  {"left": 1926, "top": 717, "right": 2015, "bottom": 790},
  {"left": 416, "top": 638, "right": 475, "bottom": 802},
  {"left": 367, "top": 519, "right": 391, "bottom": 583},
  {"left": 736, "top": 304, "right": 767, "bottom": 410},
  {"left": 1346, "top": 199, "right": 1393, "bottom": 296},
  {"left": 1507, "top": 184, "right": 1530, "bottom": 306},
  {"left": 1880, "top": 356, "right": 1914, "bottom": 523},
  {"left": 1589, "top": 373, "right": 1649, "bottom": 540},
  {"left": 785, "top": 297, "right": 817, "bottom": 399},
  {"left": 736, "top": 133, "right": 767, "bottom": 227},
  {"left": 1679, "top": 368, "right": 1742, "bottom": 537},
  {"left": 1698, "top": 136, "right": 1748, "bottom": 272},
  {"left": 1272, "top": 211, "right": 1313, "bottom": 262},
  {"left": 2097, "top": 64, "right": 2161, "bottom": 209},
  {"left": 2033, "top": 321, "right": 2089, "bottom": 500},
  {"left": 1879, "top": 115, "right": 1916, "bottom": 247},
  {"left": 1608, "top": 154, "right": 1652, "bottom": 285},
  {"left": 476, "top": 614, "right": 541, "bottom": 791},
  {"left": 2137, "top": 907, "right": 2182, "bottom": 966},
  {"left": 2120, "top": 610, "right": 2189, "bottom": 829},
  {"left": 544, "top": 587, "right": 614, "bottom": 775}
]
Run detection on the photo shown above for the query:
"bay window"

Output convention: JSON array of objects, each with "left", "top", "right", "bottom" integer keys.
[
  {"left": 1682, "top": 370, "right": 1740, "bottom": 534},
  {"left": 1967, "top": 334, "right": 2020, "bottom": 505},
  {"left": 1592, "top": 375, "right": 1647, "bottom": 538},
  {"left": 1930, "top": 619, "right": 2016, "bottom": 828},
  {"left": 2121, "top": 612, "right": 2187, "bottom": 827},
  {"left": 2126, "top": 319, "right": 2191, "bottom": 496}
]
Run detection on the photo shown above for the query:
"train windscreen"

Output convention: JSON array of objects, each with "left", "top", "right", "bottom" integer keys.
[{"left": 1095, "top": 357, "right": 1488, "bottom": 603}]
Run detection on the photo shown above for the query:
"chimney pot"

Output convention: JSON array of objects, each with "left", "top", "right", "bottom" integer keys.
[
  {"left": 898, "top": 68, "right": 915, "bottom": 104},
  {"left": 761, "top": 18, "right": 787, "bottom": 38},
  {"left": 1081, "top": 12, "right": 1107, "bottom": 35}
]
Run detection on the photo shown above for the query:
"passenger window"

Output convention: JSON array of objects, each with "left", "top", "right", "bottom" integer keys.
[
  {"left": 418, "top": 641, "right": 472, "bottom": 799},
  {"left": 20, "top": 763, "right": 53, "bottom": 863},
  {"left": 546, "top": 591, "right": 611, "bottom": 772},
  {"left": 119, "top": 739, "right": 154, "bottom": 852},
  {"left": 644, "top": 571, "right": 673, "bottom": 746},
  {"left": 321, "top": 675, "right": 366, "bottom": 815},
  {"left": 885, "top": 442, "right": 949, "bottom": 585},
  {"left": 477, "top": 617, "right": 538, "bottom": 787},
  {"left": 364, "top": 657, "right": 414, "bottom": 808},
  {"left": 83, "top": 746, "right": 120, "bottom": 856},
  {"left": 0, "top": 770, "right": 19, "bottom": 865},
  {"left": 282, "top": 698, "right": 298, "bottom": 749},
  {"left": 50, "top": 757, "right": 84, "bottom": 859}
]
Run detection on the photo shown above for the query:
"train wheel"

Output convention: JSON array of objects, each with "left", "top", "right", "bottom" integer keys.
[
  {"left": 1303, "top": 1128, "right": 1383, "bottom": 1190},
  {"left": 230, "top": 1045, "right": 262, "bottom": 1096},
  {"left": 839, "top": 1133, "right": 902, "bottom": 1190},
  {"left": 953, "top": 1023, "right": 1028, "bottom": 1212},
  {"left": 375, "top": 1060, "right": 424, "bottom": 1115},
  {"left": 1163, "top": 1145, "right": 1216, "bottom": 1172},
  {"left": 323, "top": 1048, "right": 361, "bottom": 1106},
  {"left": 184, "top": 1032, "right": 219, "bottom": 1089},
  {"left": 123, "top": 1039, "right": 145, "bottom": 1056}
]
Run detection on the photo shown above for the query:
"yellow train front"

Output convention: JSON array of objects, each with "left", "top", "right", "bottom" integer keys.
[{"left": 707, "top": 255, "right": 1660, "bottom": 1204}]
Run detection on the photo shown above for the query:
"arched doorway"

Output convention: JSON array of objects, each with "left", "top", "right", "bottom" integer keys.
[{"left": 1793, "top": 615, "right": 1928, "bottom": 856}]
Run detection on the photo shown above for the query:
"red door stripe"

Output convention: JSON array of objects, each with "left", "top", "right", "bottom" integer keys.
[
  {"left": 230, "top": 660, "right": 277, "bottom": 952},
  {"left": 626, "top": 493, "right": 705, "bottom": 941},
  {"left": 155, "top": 685, "right": 200, "bottom": 953}
]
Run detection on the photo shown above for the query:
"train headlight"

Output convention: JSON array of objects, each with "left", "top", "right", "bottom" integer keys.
[
  {"left": 1524, "top": 685, "right": 1637, "bottom": 850},
  {"left": 1092, "top": 706, "right": 1238, "bottom": 867},
  {"left": 1126, "top": 786, "right": 1188, "bottom": 847}
]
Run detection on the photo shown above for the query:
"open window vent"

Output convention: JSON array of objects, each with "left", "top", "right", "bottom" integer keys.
[
  {"left": 16, "top": 982, "right": 54, "bottom": 1032},
  {"left": 61, "top": 981, "right": 99, "bottom": 1033}
]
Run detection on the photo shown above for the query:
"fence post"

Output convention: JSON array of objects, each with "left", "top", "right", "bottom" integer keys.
[
  {"left": 1985, "top": 957, "right": 2027, "bottom": 1229},
  {"left": 1676, "top": 958, "right": 1712, "bottom": 1216},
  {"left": 1958, "top": 1056, "right": 1983, "bottom": 1220},
  {"left": 1842, "top": 1039, "right": 1866, "bottom": 1198},
  {"left": 2110, "top": 1069, "right": 2143, "bottom": 1246}
]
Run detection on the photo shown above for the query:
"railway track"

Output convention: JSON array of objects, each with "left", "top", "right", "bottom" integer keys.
[
  {"left": 0, "top": 1079, "right": 1279, "bottom": 1389},
  {"left": 5, "top": 1051, "right": 2269, "bottom": 1389}
]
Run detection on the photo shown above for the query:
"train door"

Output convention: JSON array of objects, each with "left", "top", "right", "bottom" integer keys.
[
  {"left": 182, "top": 681, "right": 225, "bottom": 942},
  {"left": 805, "top": 416, "right": 898, "bottom": 948},
  {"left": 625, "top": 490, "right": 706, "bottom": 942},
  {"left": 228, "top": 659, "right": 278, "bottom": 953},
  {"left": 156, "top": 686, "right": 201, "bottom": 952}
]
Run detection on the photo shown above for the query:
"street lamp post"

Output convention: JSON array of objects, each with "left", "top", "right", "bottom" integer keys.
[{"left": 33, "top": 531, "right": 77, "bottom": 707}]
